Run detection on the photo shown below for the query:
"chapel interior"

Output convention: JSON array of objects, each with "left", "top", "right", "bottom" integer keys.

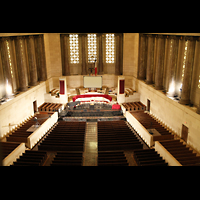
[{"left": 1, "top": 32, "right": 200, "bottom": 166}]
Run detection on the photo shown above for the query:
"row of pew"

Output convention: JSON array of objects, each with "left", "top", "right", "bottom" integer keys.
[
  {"left": 12, "top": 150, "right": 47, "bottom": 166},
  {"left": 38, "top": 102, "right": 63, "bottom": 112},
  {"left": 130, "top": 111, "right": 174, "bottom": 142},
  {"left": 125, "top": 88, "right": 136, "bottom": 97},
  {"left": 122, "top": 102, "right": 146, "bottom": 112},
  {"left": 98, "top": 120, "right": 143, "bottom": 151},
  {"left": 98, "top": 151, "right": 129, "bottom": 166},
  {"left": 7, "top": 113, "right": 52, "bottom": 144},
  {"left": 49, "top": 88, "right": 60, "bottom": 96},
  {"left": 159, "top": 140, "right": 200, "bottom": 166},
  {"left": 133, "top": 149, "right": 168, "bottom": 166},
  {"left": 38, "top": 121, "right": 86, "bottom": 152},
  {"left": 1, "top": 142, "right": 21, "bottom": 160},
  {"left": 51, "top": 152, "right": 83, "bottom": 166},
  {"left": 130, "top": 111, "right": 200, "bottom": 166}
]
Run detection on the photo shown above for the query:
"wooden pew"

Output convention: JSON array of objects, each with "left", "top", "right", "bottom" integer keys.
[
  {"left": 38, "top": 121, "right": 86, "bottom": 152},
  {"left": 130, "top": 111, "right": 174, "bottom": 142},
  {"left": 7, "top": 113, "right": 53, "bottom": 144},
  {"left": 159, "top": 140, "right": 200, "bottom": 166},
  {"left": 12, "top": 150, "right": 47, "bottom": 166},
  {"left": 133, "top": 149, "right": 168, "bottom": 166},
  {"left": 38, "top": 103, "right": 46, "bottom": 111},
  {"left": 98, "top": 151, "right": 129, "bottom": 166},
  {"left": 51, "top": 152, "right": 83, "bottom": 166}
]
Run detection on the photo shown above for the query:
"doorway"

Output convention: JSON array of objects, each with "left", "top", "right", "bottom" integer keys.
[
  {"left": 147, "top": 99, "right": 151, "bottom": 112},
  {"left": 181, "top": 124, "right": 188, "bottom": 143},
  {"left": 33, "top": 100, "right": 38, "bottom": 113}
]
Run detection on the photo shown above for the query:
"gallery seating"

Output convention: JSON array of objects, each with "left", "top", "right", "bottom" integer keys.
[
  {"left": 51, "top": 152, "right": 83, "bottom": 166},
  {"left": 38, "top": 102, "right": 63, "bottom": 112},
  {"left": 159, "top": 140, "right": 200, "bottom": 166},
  {"left": 50, "top": 88, "right": 59, "bottom": 96},
  {"left": 38, "top": 121, "right": 86, "bottom": 152},
  {"left": 7, "top": 113, "right": 53, "bottom": 144},
  {"left": 1, "top": 142, "right": 22, "bottom": 160},
  {"left": 98, "top": 151, "right": 129, "bottom": 166},
  {"left": 130, "top": 111, "right": 174, "bottom": 142},
  {"left": 98, "top": 120, "right": 143, "bottom": 151},
  {"left": 12, "top": 150, "right": 47, "bottom": 166},
  {"left": 133, "top": 149, "right": 168, "bottom": 166},
  {"left": 122, "top": 102, "right": 146, "bottom": 112}
]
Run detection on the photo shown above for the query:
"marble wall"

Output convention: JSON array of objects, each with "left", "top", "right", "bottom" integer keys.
[
  {"left": 133, "top": 77, "right": 200, "bottom": 153},
  {"left": 0, "top": 82, "right": 46, "bottom": 138}
]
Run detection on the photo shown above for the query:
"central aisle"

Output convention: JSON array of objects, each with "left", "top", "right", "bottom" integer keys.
[{"left": 83, "top": 122, "right": 98, "bottom": 166}]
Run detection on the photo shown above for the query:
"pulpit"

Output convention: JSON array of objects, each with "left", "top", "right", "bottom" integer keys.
[
  {"left": 59, "top": 76, "right": 68, "bottom": 103},
  {"left": 117, "top": 76, "right": 125, "bottom": 104}
]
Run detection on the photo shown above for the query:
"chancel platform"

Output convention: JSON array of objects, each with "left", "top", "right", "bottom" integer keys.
[
  {"left": 59, "top": 102, "right": 125, "bottom": 122},
  {"left": 72, "top": 93, "right": 112, "bottom": 103}
]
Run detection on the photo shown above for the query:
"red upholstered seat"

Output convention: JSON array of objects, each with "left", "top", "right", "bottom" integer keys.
[{"left": 112, "top": 104, "right": 121, "bottom": 110}]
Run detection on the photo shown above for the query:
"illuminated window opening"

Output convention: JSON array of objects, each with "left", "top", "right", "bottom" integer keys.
[
  {"left": 69, "top": 34, "right": 79, "bottom": 64},
  {"left": 88, "top": 34, "right": 97, "bottom": 63},
  {"left": 106, "top": 34, "right": 115, "bottom": 63}
]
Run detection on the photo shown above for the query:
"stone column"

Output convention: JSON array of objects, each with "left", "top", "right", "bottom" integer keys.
[
  {"left": 81, "top": 34, "right": 87, "bottom": 75},
  {"left": 62, "top": 34, "right": 70, "bottom": 75},
  {"left": 0, "top": 51, "right": 6, "bottom": 98},
  {"left": 196, "top": 38, "right": 200, "bottom": 114},
  {"left": 37, "top": 35, "right": 46, "bottom": 81},
  {"left": 97, "top": 33, "right": 103, "bottom": 75},
  {"left": 197, "top": 97, "right": 200, "bottom": 114},
  {"left": 155, "top": 35, "right": 165, "bottom": 90},
  {"left": 1, "top": 37, "right": 13, "bottom": 95},
  {"left": 146, "top": 34, "right": 155, "bottom": 84},
  {"left": 27, "top": 36, "right": 38, "bottom": 86},
  {"left": 115, "top": 33, "right": 121, "bottom": 75},
  {"left": 138, "top": 34, "right": 147, "bottom": 80},
  {"left": 179, "top": 37, "right": 196, "bottom": 105},
  {"left": 165, "top": 36, "right": 178, "bottom": 95},
  {"left": 175, "top": 36, "right": 185, "bottom": 97},
  {"left": 15, "top": 36, "right": 28, "bottom": 92}
]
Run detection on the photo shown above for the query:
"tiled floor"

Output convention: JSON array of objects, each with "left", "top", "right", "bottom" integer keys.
[
  {"left": 82, "top": 121, "right": 144, "bottom": 166},
  {"left": 83, "top": 122, "right": 98, "bottom": 166}
]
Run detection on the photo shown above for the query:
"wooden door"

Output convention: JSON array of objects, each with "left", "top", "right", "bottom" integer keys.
[
  {"left": 147, "top": 99, "right": 151, "bottom": 112},
  {"left": 181, "top": 124, "right": 188, "bottom": 142},
  {"left": 33, "top": 100, "right": 37, "bottom": 113}
]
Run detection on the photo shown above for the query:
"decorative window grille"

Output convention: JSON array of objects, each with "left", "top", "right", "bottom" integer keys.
[
  {"left": 69, "top": 34, "right": 79, "bottom": 64},
  {"left": 106, "top": 34, "right": 115, "bottom": 63},
  {"left": 88, "top": 34, "right": 97, "bottom": 63}
]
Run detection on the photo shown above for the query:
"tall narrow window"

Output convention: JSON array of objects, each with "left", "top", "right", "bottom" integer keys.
[
  {"left": 69, "top": 34, "right": 79, "bottom": 64},
  {"left": 88, "top": 34, "right": 97, "bottom": 62},
  {"left": 106, "top": 34, "right": 115, "bottom": 63}
]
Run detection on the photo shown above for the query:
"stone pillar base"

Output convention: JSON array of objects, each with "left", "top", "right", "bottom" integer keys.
[
  {"left": 146, "top": 80, "right": 153, "bottom": 85},
  {"left": 179, "top": 99, "right": 190, "bottom": 105},
  {"left": 155, "top": 85, "right": 163, "bottom": 90}
]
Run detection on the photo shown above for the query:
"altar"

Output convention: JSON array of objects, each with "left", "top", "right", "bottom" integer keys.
[{"left": 72, "top": 92, "right": 112, "bottom": 103}]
